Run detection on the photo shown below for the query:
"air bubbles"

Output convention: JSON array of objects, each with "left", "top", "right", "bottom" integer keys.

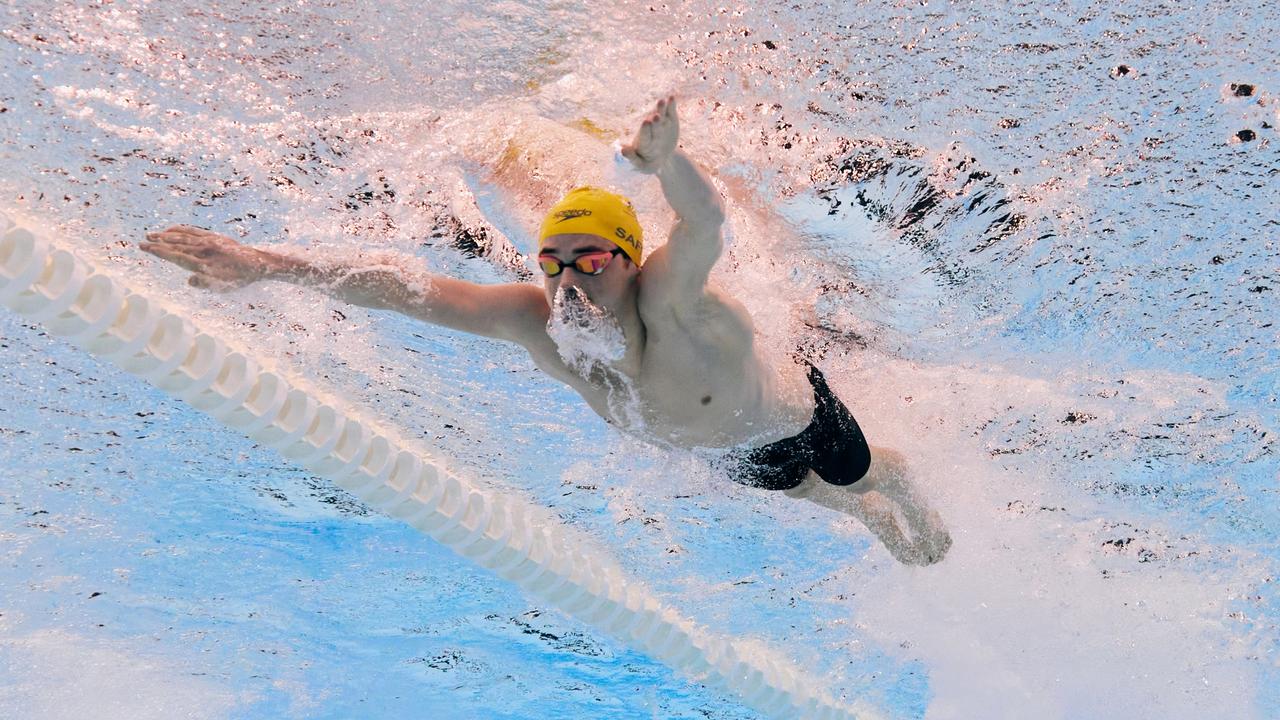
[{"left": 546, "top": 285, "right": 627, "bottom": 370}]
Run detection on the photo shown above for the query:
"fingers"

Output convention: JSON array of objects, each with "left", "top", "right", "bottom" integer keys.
[
  {"left": 166, "top": 224, "right": 213, "bottom": 235},
  {"left": 140, "top": 242, "right": 203, "bottom": 270},
  {"left": 621, "top": 144, "right": 654, "bottom": 171},
  {"left": 642, "top": 95, "right": 677, "bottom": 137},
  {"left": 139, "top": 240, "right": 189, "bottom": 260},
  {"left": 145, "top": 225, "right": 226, "bottom": 247},
  {"left": 654, "top": 94, "right": 677, "bottom": 120},
  {"left": 145, "top": 228, "right": 201, "bottom": 245},
  {"left": 145, "top": 230, "right": 179, "bottom": 243},
  {"left": 623, "top": 95, "right": 680, "bottom": 173},
  {"left": 152, "top": 225, "right": 198, "bottom": 237}
]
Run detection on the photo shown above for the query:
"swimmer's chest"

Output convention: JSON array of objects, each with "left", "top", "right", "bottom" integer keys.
[
  {"left": 637, "top": 331, "right": 752, "bottom": 419},
  {"left": 629, "top": 301, "right": 766, "bottom": 441},
  {"left": 530, "top": 291, "right": 770, "bottom": 443},
  {"left": 637, "top": 286, "right": 756, "bottom": 404},
  {"left": 538, "top": 345, "right": 752, "bottom": 435}
]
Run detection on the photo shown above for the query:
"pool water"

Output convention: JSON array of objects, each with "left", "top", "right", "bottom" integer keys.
[{"left": 2, "top": 1, "right": 1277, "bottom": 718}]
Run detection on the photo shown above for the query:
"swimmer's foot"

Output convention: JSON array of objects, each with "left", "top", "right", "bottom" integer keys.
[
  {"left": 905, "top": 508, "right": 951, "bottom": 565},
  {"left": 786, "top": 475, "right": 947, "bottom": 566},
  {"left": 922, "top": 510, "right": 952, "bottom": 562},
  {"left": 851, "top": 489, "right": 927, "bottom": 565},
  {"left": 853, "top": 491, "right": 952, "bottom": 566},
  {"left": 861, "top": 447, "right": 952, "bottom": 565}
]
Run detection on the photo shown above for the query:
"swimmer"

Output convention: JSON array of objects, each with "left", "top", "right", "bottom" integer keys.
[{"left": 141, "top": 96, "right": 950, "bottom": 566}]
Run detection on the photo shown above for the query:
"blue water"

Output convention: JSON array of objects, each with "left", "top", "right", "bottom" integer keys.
[{"left": 2, "top": 1, "right": 1277, "bottom": 718}]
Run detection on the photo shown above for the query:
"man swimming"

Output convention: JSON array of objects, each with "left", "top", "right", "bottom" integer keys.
[{"left": 141, "top": 96, "right": 950, "bottom": 565}]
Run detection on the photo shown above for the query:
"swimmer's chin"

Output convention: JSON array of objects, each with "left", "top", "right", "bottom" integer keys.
[{"left": 550, "top": 289, "right": 616, "bottom": 329}]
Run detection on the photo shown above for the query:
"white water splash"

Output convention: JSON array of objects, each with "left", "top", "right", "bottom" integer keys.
[
  {"left": 545, "top": 285, "right": 649, "bottom": 431},
  {"left": 545, "top": 285, "right": 626, "bottom": 369}
]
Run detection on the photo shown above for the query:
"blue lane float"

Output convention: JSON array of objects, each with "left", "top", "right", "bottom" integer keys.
[{"left": 0, "top": 210, "right": 882, "bottom": 720}]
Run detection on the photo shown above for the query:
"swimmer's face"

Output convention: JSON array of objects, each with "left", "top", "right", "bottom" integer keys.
[{"left": 538, "top": 233, "right": 639, "bottom": 312}]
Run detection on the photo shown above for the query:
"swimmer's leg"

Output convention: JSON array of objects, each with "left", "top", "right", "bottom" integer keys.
[
  {"left": 854, "top": 446, "right": 951, "bottom": 564},
  {"left": 785, "top": 472, "right": 918, "bottom": 564},
  {"left": 785, "top": 450, "right": 950, "bottom": 566}
]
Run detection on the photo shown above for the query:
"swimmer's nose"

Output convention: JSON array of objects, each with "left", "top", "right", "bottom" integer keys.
[{"left": 558, "top": 274, "right": 585, "bottom": 295}]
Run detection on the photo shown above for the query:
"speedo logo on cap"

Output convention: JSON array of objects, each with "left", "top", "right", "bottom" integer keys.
[{"left": 554, "top": 209, "right": 592, "bottom": 223}]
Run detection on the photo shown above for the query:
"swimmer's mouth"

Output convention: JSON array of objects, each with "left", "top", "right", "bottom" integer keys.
[
  {"left": 545, "top": 284, "right": 626, "bottom": 366},
  {"left": 552, "top": 287, "right": 598, "bottom": 325}
]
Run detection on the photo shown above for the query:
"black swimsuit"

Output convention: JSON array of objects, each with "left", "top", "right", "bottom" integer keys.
[{"left": 725, "top": 362, "right": 872, "bottom": 491}]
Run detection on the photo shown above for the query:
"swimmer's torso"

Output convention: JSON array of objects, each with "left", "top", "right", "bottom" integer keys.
[
  {"left": 473, "top": 111, "right": 814, "bottom": 447},
  {"left": 525, "top": 283, "right": 815, "bottom": 449}
]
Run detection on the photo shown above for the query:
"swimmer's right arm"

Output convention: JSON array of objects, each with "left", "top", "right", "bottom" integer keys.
[{"left": 141, "top": 225, "right": 548, "bottom": 343}]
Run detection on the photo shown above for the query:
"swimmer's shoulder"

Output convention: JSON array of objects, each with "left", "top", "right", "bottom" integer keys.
[
  {"left": 637, "top": 272, "right": 752, "bottom": 344},
  {"left": 487, "top": 282, "right": 551, "bottom": 345}
]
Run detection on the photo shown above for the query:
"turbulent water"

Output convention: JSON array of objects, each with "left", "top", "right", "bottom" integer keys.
[
  {"left": 546, "top": 286, "right": 628, "bottom": 369},
  {"left": 2, "top": 1, "right": 1277, "bottom": 718}
]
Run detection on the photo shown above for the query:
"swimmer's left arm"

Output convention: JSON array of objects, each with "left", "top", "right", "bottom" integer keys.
[{"left": 622, "top": 96, "right": 725, "bottom": 300}]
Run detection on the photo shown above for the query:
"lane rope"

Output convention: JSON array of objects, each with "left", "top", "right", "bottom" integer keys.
[{"left": 0, "top": 210, "right": 880, "bottom": 720}]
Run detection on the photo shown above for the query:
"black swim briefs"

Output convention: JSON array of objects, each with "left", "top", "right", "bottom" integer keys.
[{"left": 725, "top": 362, "right": 872, "bottom": 491}]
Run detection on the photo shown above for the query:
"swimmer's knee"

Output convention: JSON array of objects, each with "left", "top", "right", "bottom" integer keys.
[
  {"left": 870, "top": 445, "right": 905, "bottom": 467},
  {"left": 869, "top": 446, "right": 908, "bottom": 477}
]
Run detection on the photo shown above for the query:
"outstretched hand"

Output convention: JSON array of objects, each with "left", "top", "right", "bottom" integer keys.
[
  {"left": 140, "top": 225, "right": 267, "bottom": 291},
  {"left": 621, "top": 95, "right": 679, "bottom": 174}
]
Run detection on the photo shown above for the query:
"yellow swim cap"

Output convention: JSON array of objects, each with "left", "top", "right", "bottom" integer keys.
[{"left": 538, "top": 186, "right": 643, "bottom": 266}]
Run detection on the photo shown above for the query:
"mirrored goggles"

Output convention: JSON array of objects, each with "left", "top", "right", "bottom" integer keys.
[{"left": 537, "top": 248, "right": 624, "bottom": 277}]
